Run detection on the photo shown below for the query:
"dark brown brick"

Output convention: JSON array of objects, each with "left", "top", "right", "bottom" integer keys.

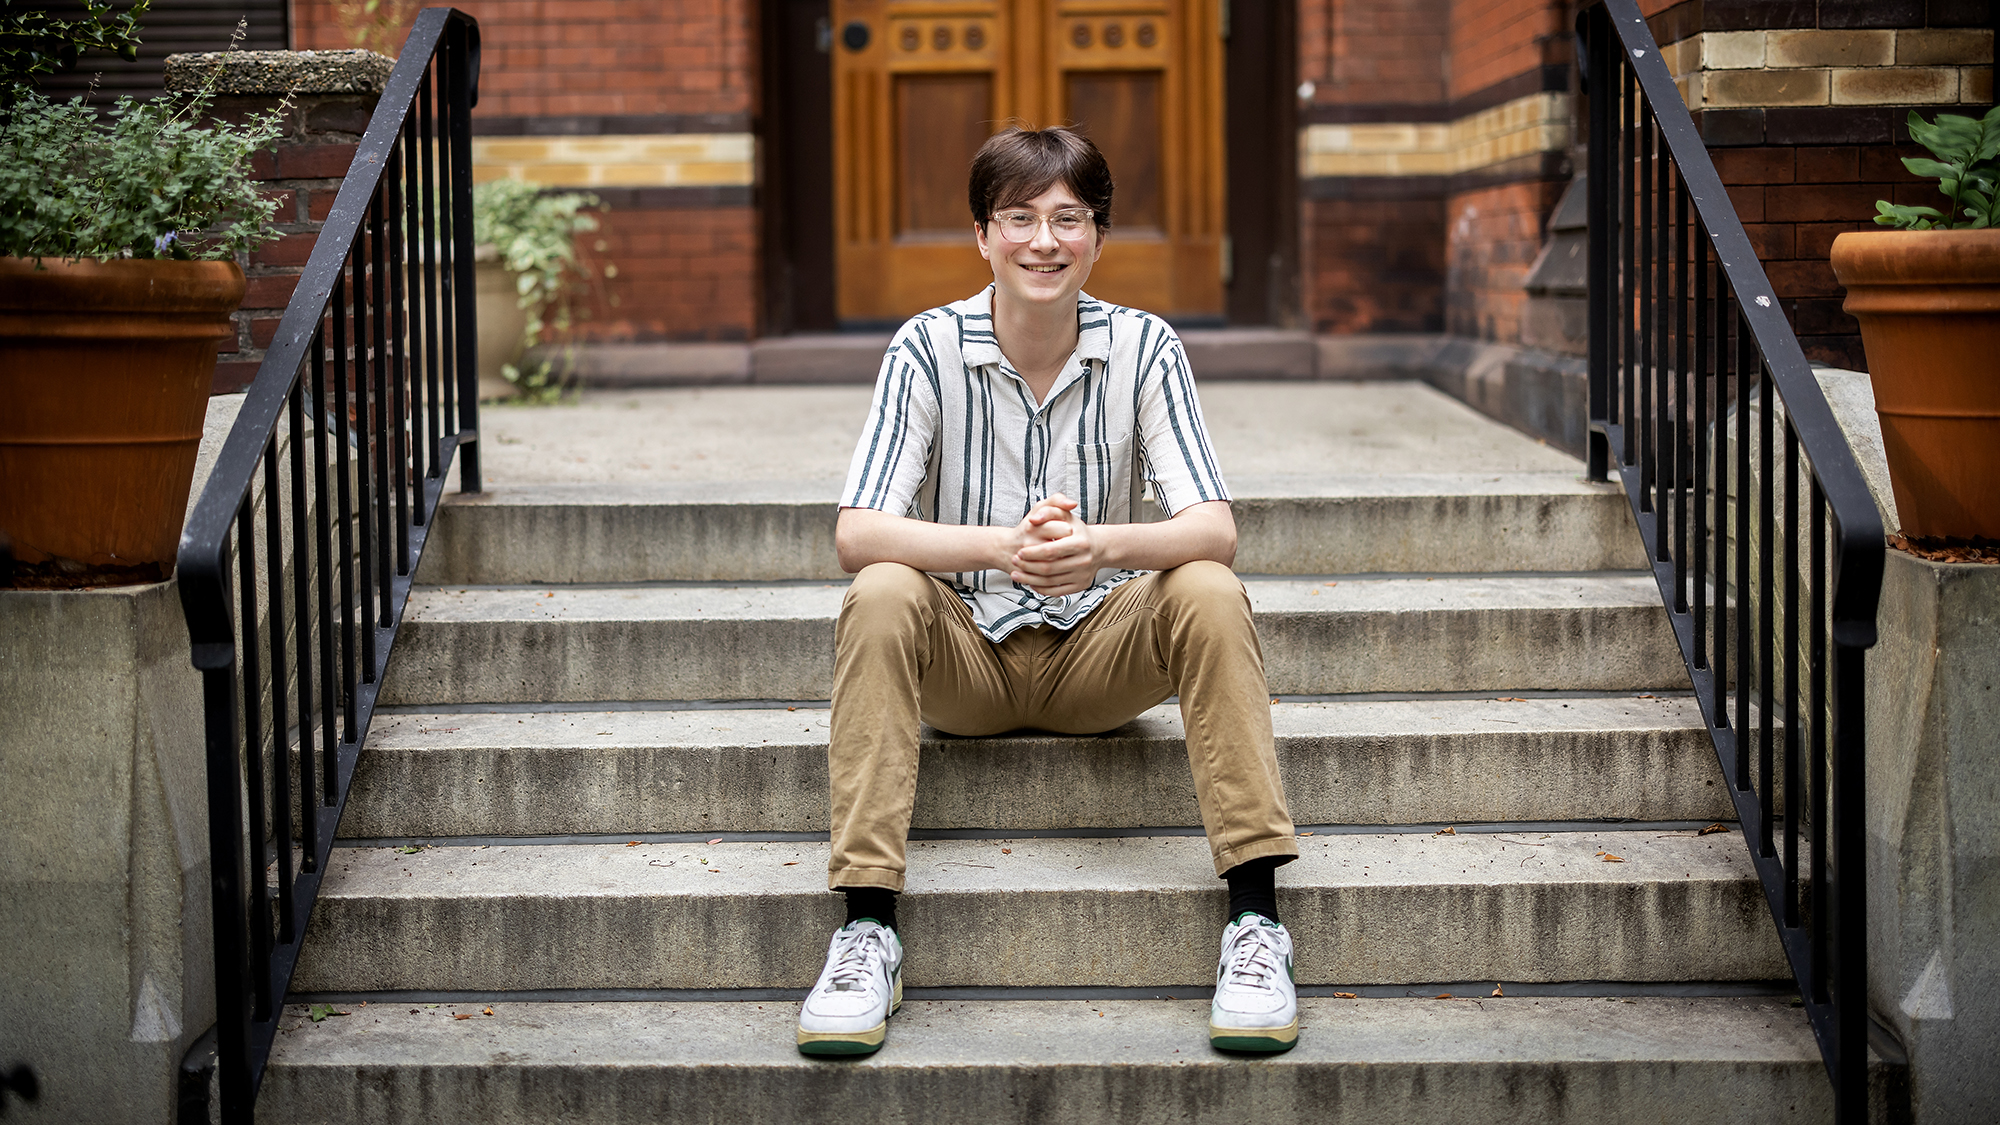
[
  {"left": 243, "top": 274, "right": 300, "bottom": 310},
  {"left": 253, "top": 233, "right": 318, "bottom": 268},
  {"left": 262, "top": 143, "right": 360, "bottom": 181},
  {"left": 1820, "top": 0, "right": 1924, "bottom": 28},
  {"left": 249, "top": 317, "right": 286, "bottom": 348},
  {"left": 1697, "top": 108, "right": 1767, "bottom": 147},
  {"left": 1795, "top": 221, "right": 1874, "bottom": 258},
  {"left": 1764, "top": 107, "right": 1896, "bottom": 145},
  {"left": 211, "top": 360, "right": 264, "bottom": 395},
  {"left": 1766, "top": 258, "right": 1843, "bottom": 297},
  {"left": 1742, "top": 222, "right": 1796, "bottom": 258},
  {"left": 1861, "top": 144, "right": 1930, "bottom": 180},
  {"left": 1725, "top": 184, "right": 1767, "bottom": 222},
  {"left": 1764, "top": 183, "right": 1882, "bottom": 222},
  {"left": 1926, "top": 0, "right": 1993, "bottom": 28},
  {"left": 1714, "top": 147, "right": 1795, "bottom": 184},
  {"left": 1795, "top": 146, "right": 1861, "bottom": 183},
  {"left": 1799, "top": 335, "right": 1868, "bottom": 371},
  {"left": 1793, "top": 297, "right": 1860, "bottom": 336},
  {"left": 1699, "top": 0, "right": 1818, "bottom": 31}
]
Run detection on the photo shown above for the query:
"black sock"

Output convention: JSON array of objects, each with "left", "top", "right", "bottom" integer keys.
[
  {"left": 1223, "top": 855, "right": 1285, "bottom": 924},
  {"left": 842, "top": 887, "right": 899, "bottom": 933}
]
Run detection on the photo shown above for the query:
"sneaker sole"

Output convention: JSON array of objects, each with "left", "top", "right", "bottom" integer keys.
[
  {"left": 797, "top": 974, "right": 902, "bottom": 1057},
  {"left": 1209, "top": 1017, "right": 1299, "bottom": 1053}
]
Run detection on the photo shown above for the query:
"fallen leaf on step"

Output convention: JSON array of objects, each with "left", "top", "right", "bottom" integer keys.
[
  {"left": 1598, "top": 852, "right": 1625, "bottom": 863},
  {"left": 308, "top": 1004, "right": 348, "bottom": 1022},
  {"left": 1298, "top": 831, "right": 1314, "bottom": 837},
  {"left": 709, "top": 869, "right": 721, "bottom": 873},
  {"left": 783, "top": 861, "right": 799, "bottom": 866},
  {"left": 396, "top": 845, "right": 423, "bottom": 854},
  {"left": 452, "top": 1013, "right": 473, "bottom": 1020},
  {"left": 1435, "top": 993, "right": 1452, "bottom": 1000},
  {"left": 707, "top": 838, "right": 724, "bottom": 845},
  {"left": 1001, "top": 848, "right": 1012, "bottom": 854},
  {"left": 482, "top": 1007, "right": 495, "bottom": 1016},
  {"left": 787, "top": 706, "right": 797, "bottom": 711},
  {"left": 1433, "top": 826, "right": 1456, "bottom": 836},
  {"left": 1333, "top": 992, "right": 1358, "bottom": 999},
  {"left": 1271, "top": 699, "right": 1279, "bottom": 705},
  {"left": 1698, "top": 823, "right": 1729, "bottom": 836},
  {"left": 1491, "top": 985, "right": 1504, "bottom": 997},
  {"left": 626, "top": 841, "right": 640, "bottom": 847}
]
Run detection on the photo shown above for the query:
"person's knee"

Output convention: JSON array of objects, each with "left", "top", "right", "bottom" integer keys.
[
  {"left": 1156, "top": 559, "right": 1247, "bottom": 616},
  {"left": 841, "top": 562, "right": 933, "bottom": 635}
]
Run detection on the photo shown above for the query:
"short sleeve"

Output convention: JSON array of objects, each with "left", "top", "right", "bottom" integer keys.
[
  {"left": 840, "top": 323, "right": 941, "bottom": 515},
  {"left": 1134, "top": 324, "right": 1230, "bottom": 517}
]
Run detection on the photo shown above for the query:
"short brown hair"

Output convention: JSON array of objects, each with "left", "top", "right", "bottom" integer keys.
[{"left": 967, "top": 126, "right": 1114, "bottom": 231}]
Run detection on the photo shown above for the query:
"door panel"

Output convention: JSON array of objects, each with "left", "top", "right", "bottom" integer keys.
[{"left": 832, "top": 0, "right": 1221, "bottom": 324}]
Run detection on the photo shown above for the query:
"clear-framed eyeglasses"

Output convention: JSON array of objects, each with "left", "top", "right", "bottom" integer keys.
[{"left": 989, "top": 208, "right": 1097, "bottom": 242}]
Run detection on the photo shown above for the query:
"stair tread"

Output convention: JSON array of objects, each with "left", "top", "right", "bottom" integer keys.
[
  {"left": 322, "top": 829, "right": 1755, "bottom": 900},
  {"left": 405, "top": 573, "right": 1665, "bottom": 623},
  {"left": 366, "top": 696, "right": 1702, "bottom": 751},
  {"left": 267, "top": 995, "right": 1820, "bottom": 1069}
]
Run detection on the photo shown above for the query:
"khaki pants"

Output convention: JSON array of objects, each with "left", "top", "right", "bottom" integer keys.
[{"left": 828, "top": 559, "right": 1298, "bottom": 891}]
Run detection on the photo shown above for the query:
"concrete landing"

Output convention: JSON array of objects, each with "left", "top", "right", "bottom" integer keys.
[{"left": 467, "top": 380, "right": 1583, "bottom": 487}]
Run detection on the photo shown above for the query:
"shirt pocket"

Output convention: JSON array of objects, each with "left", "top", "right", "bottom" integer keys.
[{"left": 1068, "top": 434, "right": 1133, "bottom": 525}]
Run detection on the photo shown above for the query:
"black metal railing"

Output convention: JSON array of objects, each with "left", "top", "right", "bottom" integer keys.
[
  {"left": 1581, "top": 2, "right": 1885, "bottom": 1119},
  {"left": 176, "top": 9, "right": 480, "bottom": 1119}
]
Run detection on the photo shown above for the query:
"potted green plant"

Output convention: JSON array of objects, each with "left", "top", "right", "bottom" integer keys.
[
  {"left": 470, "top": 177, "right": 605, "bottom": 403},
  {"left": 0, "top": 3, "right": 283, "bottom": 586},
  {"left": 1831, "top": 106, "right": 2000, "bottom": 544}
]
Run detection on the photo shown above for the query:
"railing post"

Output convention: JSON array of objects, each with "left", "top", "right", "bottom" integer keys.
[
  {"left": 1583, "top": 4, "right": 1611, "bottom": 482},
  {"left": 448, "top": 16, "right": 482, "bottom": 495}
]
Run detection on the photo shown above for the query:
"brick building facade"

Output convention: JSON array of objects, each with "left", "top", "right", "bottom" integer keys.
[{"left": 279, "top": 0, "right": 1992, "bottom": 369}]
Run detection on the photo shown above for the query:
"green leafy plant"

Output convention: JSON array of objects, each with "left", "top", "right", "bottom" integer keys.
[
  {"left": 1874, "top": 106, "right": 2000, "bottom": 231},
  {"left": 0, "top": 83, "right": 284, "bottom": 262},
  {"left": 472, "top": 178, "right": 607, "bottom": 403},
  {"left": 0, "top": 0, "right": 150, "bottom": 100}
]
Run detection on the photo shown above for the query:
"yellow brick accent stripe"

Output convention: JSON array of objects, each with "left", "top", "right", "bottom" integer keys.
[
  {"left": 1660, "top": 29, "right": 1992, "bottom": 110},
  {"left": 1300, "top": 93, "right": 1569, "bottom": 179},
  {"left": 471, "top": 133, "right": 755, "bottom": 189}
]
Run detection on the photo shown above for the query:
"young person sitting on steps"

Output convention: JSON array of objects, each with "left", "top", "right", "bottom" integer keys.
[{"left": 796, "top": 125, "right": 1300, "bottom": 1058}]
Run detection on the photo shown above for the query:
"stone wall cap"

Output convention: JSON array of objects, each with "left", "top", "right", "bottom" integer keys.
[{"left": 163, "top": 50, "right": 395, "bottom": 96}]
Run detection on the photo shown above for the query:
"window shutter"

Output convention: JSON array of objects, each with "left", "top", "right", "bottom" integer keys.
[{"left": 28, "top": 1, "right": 290, "bottom": 102}]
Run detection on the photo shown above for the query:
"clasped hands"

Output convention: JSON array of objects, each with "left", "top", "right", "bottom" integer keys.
[{"left": 1001, "top": 493, "right": 1100, "bottom": 597}]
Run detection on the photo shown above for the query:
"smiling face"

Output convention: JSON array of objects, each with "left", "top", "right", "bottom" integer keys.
[{"left": 975, "top": 181, "right": 1106, "bottom": 313}]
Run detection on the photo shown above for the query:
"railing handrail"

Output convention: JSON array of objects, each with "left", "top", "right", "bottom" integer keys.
[
  {"left": 1584, "top": 2, "right": 1889, "bottom": 1119},
  {"left": 180, "top": 6, "right": 479, "bottom": 629},
  {"left": 1591, "top": 0, "right": 1886, "bottom": 631},
  {"left": 176, "top": 8, "right": 480, "bottom": 1119}
]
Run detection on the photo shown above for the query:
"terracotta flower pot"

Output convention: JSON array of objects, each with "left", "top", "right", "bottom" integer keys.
[
  {"left": 1832, "top": 229, "right": 2000, "bottom": 542},
  {"left": 0, "top": 256, "right": 246, "bottom": 586}
]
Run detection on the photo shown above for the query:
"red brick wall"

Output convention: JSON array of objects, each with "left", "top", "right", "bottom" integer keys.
[
  {"left": 211, "top": 93, "right": 377, "bottom": 393},
  {"left": 1445, "top": 179, "right": 1567, "bottom": 342},
  {"left": 1303, "top": 195, "right": 1446, "bottom": 334},
  {"left": 1301, "top": 0, "right": 1449, "bottom": 107},
  {"left": 289, "top": 0, "right": 754, "bottom": 120},
  {"left": 1447, "top": 0, "right": 1569, "bottom": 101},
  {"left": 576, "top": 206, "right": 757, "bottom": 342}
]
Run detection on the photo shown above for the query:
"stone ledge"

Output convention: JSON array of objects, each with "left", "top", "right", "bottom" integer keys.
[{"left": 163, "top": 49, "right": 395, "bottom": 96}]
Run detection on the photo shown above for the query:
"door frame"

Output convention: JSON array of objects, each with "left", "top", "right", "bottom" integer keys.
[{"left": 760, "top": 0, "right": 1298, "bottom": 332}]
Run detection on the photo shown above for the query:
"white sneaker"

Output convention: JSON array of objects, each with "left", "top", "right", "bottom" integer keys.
[
  {"left": 796, "top": 920, "right": 904, "bottom": 1056},
  {"left": 1209, "top": 912, "right": 1298, "bottom": 1052}
]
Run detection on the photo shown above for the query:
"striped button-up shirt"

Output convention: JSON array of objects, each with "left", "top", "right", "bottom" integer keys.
[{"left": 840, "top": 286, "right": 1231, "bottom": 641}]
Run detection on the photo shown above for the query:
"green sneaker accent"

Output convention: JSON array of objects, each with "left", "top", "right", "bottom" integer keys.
[
  {"left": 1210, "top": 1033, "right": 1299, "bottom": 1054},
  {"left": 797, "top": 1038, "right": 884, "bottom": 1057}
]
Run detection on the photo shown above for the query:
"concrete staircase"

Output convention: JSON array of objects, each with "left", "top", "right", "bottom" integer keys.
[{"left": 258, "top": 382, "right": 1843, "bottom": 1123}]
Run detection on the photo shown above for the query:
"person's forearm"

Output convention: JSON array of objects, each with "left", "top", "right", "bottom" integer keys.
[
  {"left": 1093, "top": 501, "right": 1236, "bottom": 571},
  {"left": 836, "top": 507, "right": 1005, "bottom": 574}
]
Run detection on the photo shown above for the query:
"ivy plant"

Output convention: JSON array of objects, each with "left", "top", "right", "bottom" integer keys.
[
  {"left": 471, "top": 177, "right": 608, "bottom": 403},
  {"left": 1874, "top": 106, "right": 2000, "bottom": 231}
]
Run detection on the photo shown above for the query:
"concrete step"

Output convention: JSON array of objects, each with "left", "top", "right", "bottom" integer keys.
[
  {"left": 291, "top": 829, "right": 1782, "bottom": 992},
  {"left": 259, "top": 996, "right": 1846, "bottom": 1125},
  {"left": 344, "top": 697, "right": 1729, "bottom": 837},
  {"left": 379, "top": 575, "right": 1689, "bottom": 706},
  {"left": 414, "top": 473, "right": 1645, "bottom": 584}
]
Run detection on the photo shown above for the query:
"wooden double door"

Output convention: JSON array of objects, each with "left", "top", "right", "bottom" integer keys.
[{"left": 830, "top": 0, "right": 1225, "bottom": 324}]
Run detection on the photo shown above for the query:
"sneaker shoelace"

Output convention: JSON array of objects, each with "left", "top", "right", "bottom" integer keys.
[
  {"left": 1220, "top": 924, "right": 1286, "bottom": 993},
  {"left": 822, "top": 926, "right": 888, "bottom": 994}
]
